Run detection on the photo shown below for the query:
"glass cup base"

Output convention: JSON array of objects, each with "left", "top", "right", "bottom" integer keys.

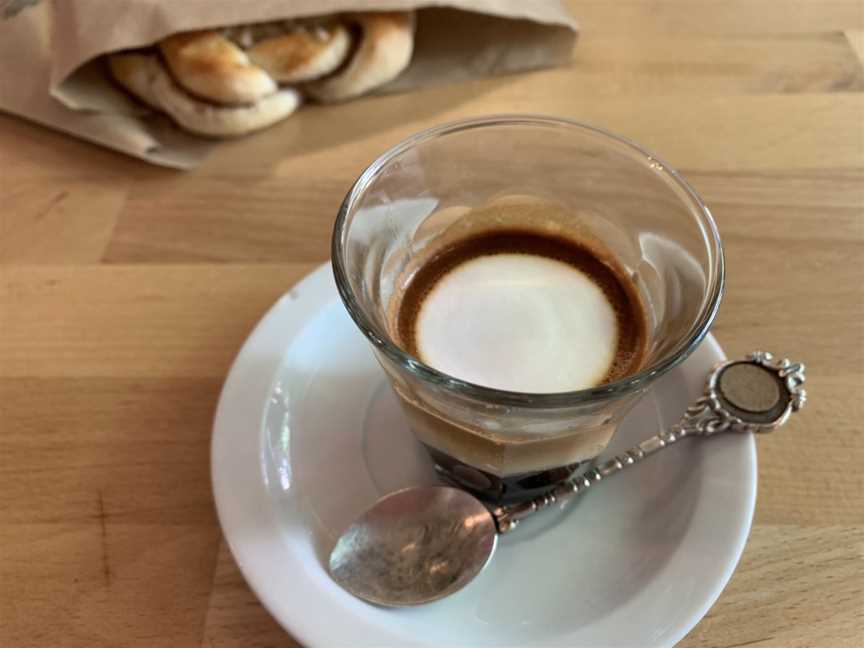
[{"left": 422, "top": 444, "right": 589, "bottom": 504}]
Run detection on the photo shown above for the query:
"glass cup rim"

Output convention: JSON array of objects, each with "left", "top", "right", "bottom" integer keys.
[{"left": 332, "top": 114, "right": 725, "bottom": 408}]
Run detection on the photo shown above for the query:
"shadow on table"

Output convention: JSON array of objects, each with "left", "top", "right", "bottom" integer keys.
[{"left": 204, "top": 74, "right": 517, "bottom": 174}]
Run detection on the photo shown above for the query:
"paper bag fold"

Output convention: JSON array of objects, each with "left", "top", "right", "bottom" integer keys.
[{"left": 0, "top": 0, "right": 577, "bottom": 168}]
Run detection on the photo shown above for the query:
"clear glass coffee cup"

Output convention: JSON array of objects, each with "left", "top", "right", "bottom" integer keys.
[{"left": 332, "top": 116, "right": 724, "bottom": 504}]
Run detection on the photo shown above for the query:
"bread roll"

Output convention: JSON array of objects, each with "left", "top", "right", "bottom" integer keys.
[
  {"left": 109, "top": 53, "right": 300, "bottom": 138},
  {"left": 247, "top": 22, "right": 352, "bottom": 83},
  {"left": 159, "top": 31, "right": 277, "bottom": 105},
  {"left": 305, "top": 12, "right": 415, "bottom": 103}
]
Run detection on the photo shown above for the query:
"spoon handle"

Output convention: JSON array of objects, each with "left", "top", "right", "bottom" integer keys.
[
  {"left": 492, "top": 352, "right": 806, "bottom": 533},
  {"left": 492, "top": 424, "right": 694, "bottom": 533}
]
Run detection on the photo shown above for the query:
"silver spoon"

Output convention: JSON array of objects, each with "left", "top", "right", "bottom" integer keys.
[{"left": 329, "top": 352, "right": 806, "bottom": 607}]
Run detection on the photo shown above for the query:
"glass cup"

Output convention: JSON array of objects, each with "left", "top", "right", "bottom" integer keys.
[{"left": 332, "top": 116, "right": 724, "bottom": 504}]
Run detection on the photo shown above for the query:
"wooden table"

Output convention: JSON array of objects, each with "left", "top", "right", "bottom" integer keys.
[{"left": 2, "top": 2, "right": 863, "bottom": 646}]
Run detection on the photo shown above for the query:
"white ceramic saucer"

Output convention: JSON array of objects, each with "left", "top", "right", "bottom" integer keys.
[{"left": 212, "top": 263, "right": 756, "bottom": 648}]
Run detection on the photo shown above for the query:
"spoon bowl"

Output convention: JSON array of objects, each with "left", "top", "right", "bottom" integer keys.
[{"left": 329, "top": 486, "right": 498, "bottom": 606}]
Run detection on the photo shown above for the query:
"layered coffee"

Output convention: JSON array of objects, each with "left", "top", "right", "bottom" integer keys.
[
  {"left": 387, "top": 226, "right": 649, "bottom": 500},
  {"left": 396, "top": 229, "right": 646, "bottom": 392}
]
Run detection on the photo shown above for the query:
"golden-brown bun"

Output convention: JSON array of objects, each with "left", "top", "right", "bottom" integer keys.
[
  {"left": 247, "top": 22, "right": 352, "bottom": 83},
  {"left": 159, "top": 30, "right": 277, "bottom": 105},
  {"left": 109, "top": 53, "right": 300, "bottom": 138},
  {"left": 305, "top": 12, "right": 415, "bottom": 103}
]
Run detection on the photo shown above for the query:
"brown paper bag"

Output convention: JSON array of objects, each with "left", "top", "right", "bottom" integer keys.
[{"left": 0, "top": 0, "right": 577, "bottom": 168}]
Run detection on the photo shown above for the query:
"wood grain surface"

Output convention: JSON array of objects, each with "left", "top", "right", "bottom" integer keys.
[{"left": 2, "top": 1, "right": 863, "bottom": 646}]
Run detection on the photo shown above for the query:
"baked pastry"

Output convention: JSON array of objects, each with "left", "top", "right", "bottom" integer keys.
[
  {"left": 109, "top": 53, "right": 300, "bottom": 138},
  {"left": 246, "top": 21, "right": 353, "bottom": 83},
  {"left": 305, "top": 12, "right": 415, "bottom": 103},
  {"left": 159, "top": 31, "right": 277, "bottom": 105},
  {"left": 106, "top": 11, "right": 416, "bottom": 137}
]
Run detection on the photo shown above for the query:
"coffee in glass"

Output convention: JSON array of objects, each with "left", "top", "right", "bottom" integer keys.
[{"left": 332, "top": 116, "right": 723, "bottom": 503}]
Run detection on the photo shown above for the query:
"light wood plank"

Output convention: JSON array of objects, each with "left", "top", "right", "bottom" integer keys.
[
  {"left": 0, "top": 264, "right": 313, "bottom": 379},
  {"left": 193, "top": 92, "right": 864, "bottom": 178},
  {"left": 1, "top": 1, "right": 863, "bottom": 646},
  {"left": 103, "top": 102, "right": 864, "bottom": 264},
  {"left": 0, "top": 378, "right": 221, "bottom": 524},
  {"left": 0, "top": 378, "right": 223, "bottom": 647},
  {"left": 678, "top": 525, "right": 864, "bottom": 648},
  {"left": 0, "top": 113, "right": 157, "bottom": 183},
  {"left": 573, "top": 32, "right": 864, "bottom": 95},
  {"left": 570, "top": 1, "right": 864, "bottom": 35},
  {"left": 0, "top": 522, "right": 220, "bottom": 648},
  {"left": 0, "top": 179, "right": 126, "bottom": 264}
]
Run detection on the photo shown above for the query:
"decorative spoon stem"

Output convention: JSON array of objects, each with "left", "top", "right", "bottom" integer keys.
[{"left": 493, "top": 351, "right": 806, "bottom": 533}]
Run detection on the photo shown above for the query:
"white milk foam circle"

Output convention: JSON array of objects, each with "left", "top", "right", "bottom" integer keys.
[{"left": 415, "top": 253, "right": 619, "bottom": 393}]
